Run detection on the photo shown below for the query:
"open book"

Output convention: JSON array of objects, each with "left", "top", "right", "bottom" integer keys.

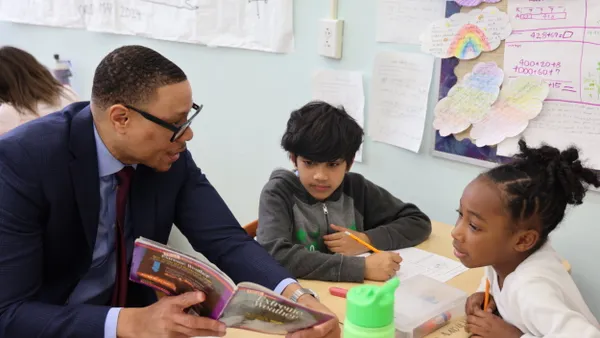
[{"left": 129, "top": 237, "right": 334, "bottom": 335}]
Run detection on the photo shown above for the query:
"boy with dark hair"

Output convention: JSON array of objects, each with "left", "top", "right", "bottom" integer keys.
[{"left": 257, "top": 101, "right": 432, "bottom": 283}]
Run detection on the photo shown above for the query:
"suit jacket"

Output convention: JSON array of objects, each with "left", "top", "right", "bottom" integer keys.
[{"left": 0, "top": 102, "right": 293, "bottom": 338}]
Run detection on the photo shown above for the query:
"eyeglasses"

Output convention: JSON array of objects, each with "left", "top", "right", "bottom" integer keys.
[{"left": 125, "top": 103, "right": 203, "bottom": 142}]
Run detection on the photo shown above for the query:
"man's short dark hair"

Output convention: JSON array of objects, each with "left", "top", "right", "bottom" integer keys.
[
  {"left": 281, "top": 101, "right": 363, "bottom": 164},
  {"left": 91, "top": 45, "right": 187, "bottom": 111}
]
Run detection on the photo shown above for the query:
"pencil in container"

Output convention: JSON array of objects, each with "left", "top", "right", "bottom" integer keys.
[{"left": 414, "top": 311, "right": 452, "bottom": 336}]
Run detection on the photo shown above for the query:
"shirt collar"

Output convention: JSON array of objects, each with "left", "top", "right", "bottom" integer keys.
[{"left": 93, "top": 123, "right": 137, "bottom": 177}]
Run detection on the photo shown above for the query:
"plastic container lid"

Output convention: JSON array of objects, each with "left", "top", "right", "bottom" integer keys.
[
  {"left": 346, "top": 277, "right": 400, "bottom": 328},
  {"left": 393, "top": 275, "right": 468, "bottom": 335}
]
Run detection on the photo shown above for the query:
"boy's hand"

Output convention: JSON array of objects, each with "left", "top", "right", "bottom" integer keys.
[
  {"left": 466, "top": 308, "right": 522, "bottom": 338},
  {"left": 364, "top": 252, "right": 402, "bottom": 281},
  {"left": 323, "top": 224, "right": 371, "bottom": 255},
  {"left": 466, "top": 292, "right": 496, "bottom": 316}
]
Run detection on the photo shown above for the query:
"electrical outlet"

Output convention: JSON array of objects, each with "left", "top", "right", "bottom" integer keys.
[{"left": 318, "top": 18, "right": 344, "bottom": 59}]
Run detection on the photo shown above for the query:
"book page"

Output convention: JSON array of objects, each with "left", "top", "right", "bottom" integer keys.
[
  {"left": 129, "top": 238, "right": 236, "bottom": 319},
  {"left": 219, "top": 283, "right": 334, "bottom": 335}
]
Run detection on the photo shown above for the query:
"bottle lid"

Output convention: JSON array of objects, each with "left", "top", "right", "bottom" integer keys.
[{"left": 346, "top": 277, "right": 400, "bottom": 328}]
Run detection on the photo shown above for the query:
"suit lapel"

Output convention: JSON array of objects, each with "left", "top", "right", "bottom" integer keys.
[
  {"left": 131, "top": 166, "right": 157, "bottom": 241},
  {"left": 68, "top": 106, "right": 100, "bottom": 250}
]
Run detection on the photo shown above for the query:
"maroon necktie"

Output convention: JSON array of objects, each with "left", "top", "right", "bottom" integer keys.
[{"left": 111, "top": 166, "right": 134, "bottom": 307}]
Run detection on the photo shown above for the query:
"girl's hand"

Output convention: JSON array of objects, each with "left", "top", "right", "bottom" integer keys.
[
  {"left": 466, "top": 308, "right": 522, "bottom": 338},
  {"left": 466, "top": 292, "right": 496, "bottom": 316}
]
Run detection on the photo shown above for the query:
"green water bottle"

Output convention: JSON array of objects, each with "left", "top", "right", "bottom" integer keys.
[{"left": 344, "top": 277, "right": 400, "bottom": 338}]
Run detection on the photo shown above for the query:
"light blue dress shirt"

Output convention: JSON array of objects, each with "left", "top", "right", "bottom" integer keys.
[{"left": 67, "top": 124, "right": 296, "bottom": 338}]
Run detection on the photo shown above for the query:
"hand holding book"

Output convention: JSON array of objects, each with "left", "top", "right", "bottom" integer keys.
[
  {"left": 117, "top": 291, "right": 227, "bottom": 338},
  {"left": 128, "top": 238, "right": 335, "bottom": 335}
]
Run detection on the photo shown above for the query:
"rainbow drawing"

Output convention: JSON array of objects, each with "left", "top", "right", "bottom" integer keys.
[
  {"left": 420, "top": 7, "right": 511, "bottom": 60},
  {"left": 448, "top": 24, "right": 491, "bottom": 60}
]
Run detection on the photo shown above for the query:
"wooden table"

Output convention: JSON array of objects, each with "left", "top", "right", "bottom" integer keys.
[{"left": 218, "top": 221, "right": 571, "bottom": 337}]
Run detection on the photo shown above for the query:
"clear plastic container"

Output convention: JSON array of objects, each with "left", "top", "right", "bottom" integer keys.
[{"left": 393, "top": 275, "right": 467, "bottom": 338}]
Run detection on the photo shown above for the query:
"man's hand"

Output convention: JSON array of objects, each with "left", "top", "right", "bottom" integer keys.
[
  {"left": 466, "top": 292, "right": 496, "bottom": 316},
  {"left": 287, "top": 293, "right": 341, "bottom": 338},
  {"left": 364, "top": 252, "right": 402, "bottom": 281},
  {"left": 117, "top": 291, "right": 226, "bottom": 338},
  {"left": 466, "top": 308, "right": 522, "bottom": 338},
  {"left": 324, "top": 224, "right": 372, "bottom": 255}
]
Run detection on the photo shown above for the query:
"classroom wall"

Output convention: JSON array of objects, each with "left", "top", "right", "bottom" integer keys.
[{"left": 2, "top": 0, "right": 599, "bottom": 315}]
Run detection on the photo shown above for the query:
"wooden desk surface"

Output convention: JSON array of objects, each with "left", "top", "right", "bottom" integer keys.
[{"left": 218, "top": 221, "right": 570, "bottom": 338}]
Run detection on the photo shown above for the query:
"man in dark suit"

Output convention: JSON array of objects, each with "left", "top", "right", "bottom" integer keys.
[{"left": 0, "top": 45, "right": 340, "bottom": 338}]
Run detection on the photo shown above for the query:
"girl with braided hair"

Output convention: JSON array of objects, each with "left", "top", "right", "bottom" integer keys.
[{"left": 452, "top": 139, "right": 600, "bottom": 338}]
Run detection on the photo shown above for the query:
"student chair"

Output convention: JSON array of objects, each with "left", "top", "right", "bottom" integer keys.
[{"left": 242, "top": 219, "right": 259, "bottom": 238}]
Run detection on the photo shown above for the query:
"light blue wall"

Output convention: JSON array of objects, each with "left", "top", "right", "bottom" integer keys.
[{"left": 2, "top": 0, "right": 599, "bottom": 316}]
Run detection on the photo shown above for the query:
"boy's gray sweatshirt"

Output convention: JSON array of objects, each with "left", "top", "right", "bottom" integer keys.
[{"left": 256, "top": 169, "right": 432, "bottom": 283}]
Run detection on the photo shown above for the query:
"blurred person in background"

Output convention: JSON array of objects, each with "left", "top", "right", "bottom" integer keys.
[{"left": 0, "top": 46, "right": 78, "bottom": 135}]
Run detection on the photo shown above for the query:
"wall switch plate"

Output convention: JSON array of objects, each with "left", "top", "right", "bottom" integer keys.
[{"left": 318, "top": 18, "right": 344, "bottom": 59}]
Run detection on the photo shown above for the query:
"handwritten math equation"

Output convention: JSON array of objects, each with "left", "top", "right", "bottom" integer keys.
[
  {"left": 505, "top": 0, "right": 600, "bottom": 105},
  {"left": 515, "top": 6, "right": 567, "bottom": 20}
]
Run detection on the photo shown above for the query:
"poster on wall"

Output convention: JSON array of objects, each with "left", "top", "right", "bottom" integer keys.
[
  {"left": 0, "top": 0, "right": 294, "bottom": 54},
  {"left": 498, "top": 0, "right": 600, "bottom": 169}
]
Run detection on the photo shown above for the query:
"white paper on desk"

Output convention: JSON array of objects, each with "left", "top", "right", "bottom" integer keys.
[
  {"left": 376, "top": 0, "right": 446, "bottom": 45},
  {"left": 311, "top": 69, "right": 365, "bottom": 162},
  {"left": 368, "top": 51, "right": 434, "bottom": 153},
  {"left": 360, "top": 247, "right": 468, "bottom": 283}
]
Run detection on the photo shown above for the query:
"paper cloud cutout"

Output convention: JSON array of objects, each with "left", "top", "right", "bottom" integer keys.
[
  {"left": 453, "top": 0, "right": 502, "bottom": 7},
  {"left": 433, "top": 62, "right": 504, "bottom": 137},
  {"left": 420, "top": 6, "right": 512, "bottom": 60},
  {"left": 470, "top": 76, "right": 550, "bottom": 147}
]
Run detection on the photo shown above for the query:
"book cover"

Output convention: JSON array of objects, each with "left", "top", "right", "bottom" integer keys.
[
  {"left": 129, "top": 237, "right": 334, "bottom": 334},
  {"left": 129, "top": 238, "right": 234, "bottom": 319}
]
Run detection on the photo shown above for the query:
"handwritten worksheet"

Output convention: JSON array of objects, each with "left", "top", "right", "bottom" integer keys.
[
  {"left": 470, "top": 76, "right": 550, "bottom": 147},
  {"left": 368, "top": 51, "right": 434, "bottom": 153},
  {"left": 420, "top": 6, "right": 512, "bottom": 60},
  {"left": 434, "top": 62, "right": 504, "bottom": 137},
  {"left": 392, "top": 247, "right": 468, "bottom": 283},
  {"left": 360, "top": 247, "right": 468, "bottom": 283},
  {"left": 0, "top": 0, "right": 294, "bottom": 54},
  {"left": 498, "top": 0, "right": 600, "bottom": 168},
  {"left": 376, "top": 0, "right": 446, "bottom": 45},
  {"left": 311, "top": 70, "right": 365, "bottom": 162}
]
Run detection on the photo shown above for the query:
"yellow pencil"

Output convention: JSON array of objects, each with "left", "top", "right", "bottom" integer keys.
[
  {"left": 484, "top": 279, "right": 490, "bottom": 311},
  {"left": 344, "top": 231, "right": 381, "bottom": 253}
]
